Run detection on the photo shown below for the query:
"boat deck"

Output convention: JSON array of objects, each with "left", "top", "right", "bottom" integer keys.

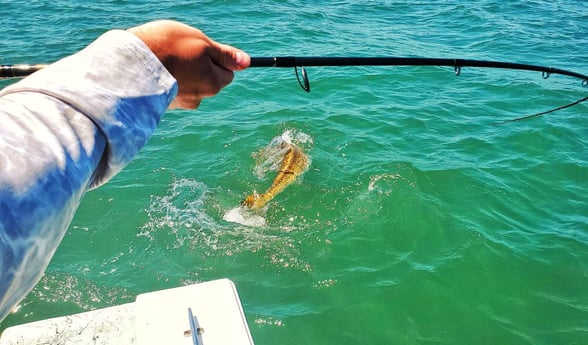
[{"left": 0, "top": 278, "right": 254, "bottom": 345}]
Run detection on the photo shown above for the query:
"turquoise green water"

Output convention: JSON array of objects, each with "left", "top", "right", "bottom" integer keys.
[{"left": 2, "top": 1, "right": 588, "bottom": 344}]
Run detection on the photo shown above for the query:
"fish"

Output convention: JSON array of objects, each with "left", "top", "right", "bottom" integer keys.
[{"left": 241, "top": 142, "right": 309, "bottom": 210}]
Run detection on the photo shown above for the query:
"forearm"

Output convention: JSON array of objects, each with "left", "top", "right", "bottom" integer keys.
[
  {"left": 1, "top": 29, "right": 177, "bottom": 188},
  {"left": 0, "top": 29, "right": 177, "bottom": 321}
]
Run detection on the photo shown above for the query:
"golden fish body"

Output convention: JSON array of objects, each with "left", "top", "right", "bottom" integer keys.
[{"left": 242, "top": 143, "right": 309, "bottom": 210}]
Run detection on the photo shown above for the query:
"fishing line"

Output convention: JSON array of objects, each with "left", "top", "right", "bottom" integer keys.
[
  {"left": 493, "top": 94, "right": 588, "bottom": 125},
  {"left": 2, "top": 57, "right": 587, "bottom": 123}
]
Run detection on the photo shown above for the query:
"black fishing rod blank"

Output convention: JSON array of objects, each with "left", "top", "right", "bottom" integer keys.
[
  {"left": 0, "top": 64, "right": 47, "bottom": 79},
  {"left": 4, "top": 57, "right": 587, "bottom": 83},
  {"left": 2, "top": 57, "right": 587, "bottom": 123},
  {"left": 250, "top": 56, "right": 588, "bottom": 88}
]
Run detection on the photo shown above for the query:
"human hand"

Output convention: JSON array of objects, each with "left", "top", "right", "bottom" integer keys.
[{"left": 128, "top": 20, "right": 250, "bottom": 109}]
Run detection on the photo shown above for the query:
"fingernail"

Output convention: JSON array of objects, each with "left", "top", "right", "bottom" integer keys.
[{"left": 235, "top": 51, "right": 250, "bottom": 69}]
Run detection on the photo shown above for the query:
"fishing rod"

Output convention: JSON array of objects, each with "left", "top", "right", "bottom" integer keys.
[
  {"left": 2, "top": 57, "right": 587, "bottom": 123},
  {"left": 0, "top": 64, "right": 47, "bottom": 78},
  {"left": 249, "top": 56, "right": 588, "bottom": 124},
  {"left": 250, "top": 56, "right": 588, "bottom": 82}
]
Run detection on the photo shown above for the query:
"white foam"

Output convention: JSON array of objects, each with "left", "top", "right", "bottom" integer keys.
[
  {"left": 279, "top": 129, "right": 313, "bottom": 146},
  {"left": 223, "top": 207, "right": 267, "bottom": 227}
]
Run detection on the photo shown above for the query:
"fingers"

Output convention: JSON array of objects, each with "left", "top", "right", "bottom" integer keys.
[
  {"left": 207, "top": 42, "right": 250, "bottom": 72},
  {"left": 167, "top": 54, "right": 235, "bottom": 110},
  {"left": 128, "top": 20, "right": 250, "bottom": 109},
  {"left": 171, "top": 39, "right": 247, "bottom": 109},
  {"left": 193, "top": 54, "right": 236, "bottom": 97}
]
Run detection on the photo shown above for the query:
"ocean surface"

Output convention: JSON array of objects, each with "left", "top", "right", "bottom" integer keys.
[{"left": 1, "top": 1, "right": 587, "bottom": 344}]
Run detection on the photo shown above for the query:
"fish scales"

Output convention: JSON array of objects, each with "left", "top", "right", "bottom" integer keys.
[{"left": 242, "top": 143, "right": 309, "bottom": 210}]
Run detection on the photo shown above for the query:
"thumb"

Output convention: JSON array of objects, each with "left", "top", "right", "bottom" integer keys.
[{"left": 208, "top": 42, "right": 251, "bottom": 71}]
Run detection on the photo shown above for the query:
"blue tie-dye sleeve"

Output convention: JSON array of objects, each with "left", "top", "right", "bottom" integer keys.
[{"left": 0, "top": 30, "right": 178, "bottom": 322}]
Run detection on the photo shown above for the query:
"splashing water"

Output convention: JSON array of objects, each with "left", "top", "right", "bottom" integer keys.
[
  {"left": 252, "top": 129, "right": 313, "bottom": 180},
  {"left": 139, "top": 178, "right": 218, "bottom": 249},
  {"left": 140, "top": 178, "right": 273, "bottom": 255},
  {"left": 223, "top": 129, "right": 313, "bottom": 226},
  {"left": 223, "top": 206, "right": 267, "bottom": 227},
  {"left": 136, "top": 176, "right": 313, "bottom": 274}
]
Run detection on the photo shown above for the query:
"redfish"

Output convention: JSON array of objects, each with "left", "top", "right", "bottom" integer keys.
[{"left": 241, "top": 143, "right": 309, "bottom": 210}]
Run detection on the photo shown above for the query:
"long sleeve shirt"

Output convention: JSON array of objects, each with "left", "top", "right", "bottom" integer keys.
[{"left": 0, "top": 30, "right": 178, "bottom": 322}]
